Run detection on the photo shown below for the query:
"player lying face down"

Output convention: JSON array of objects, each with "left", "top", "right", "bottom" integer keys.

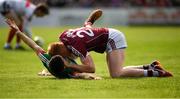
[
  {"left": 47, "top": 9, "right": 172, "bottom": 78},
  {"left": 5, "top": 19, "right": 101, "bottom": 80}
]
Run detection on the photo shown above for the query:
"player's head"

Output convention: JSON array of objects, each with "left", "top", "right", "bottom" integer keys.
[
  {"left": 34, "top": 3, "right": 49, "bottom": 17},
  {"left": 47, "top": 42, "right": 71, "bottom": 57},
  {"left": 49, "top": 55, "right": 65, "bottom": 78}
]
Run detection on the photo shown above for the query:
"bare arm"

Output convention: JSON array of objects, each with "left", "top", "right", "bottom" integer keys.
[
  {"left": 74, "top": 73, "right": 102, "bottom": 80},
  {"left": 65, "top": 54, "right": 95, "bottom": 73},
  {"left": 5, "top": 19, "right": 43, "bottom": 52},
  {"left": 84, "top": 9, "right": 103, "bottom": 28}
]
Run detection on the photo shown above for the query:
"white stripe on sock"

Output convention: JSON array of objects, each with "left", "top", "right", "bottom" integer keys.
[
  {"left": 144, "top": 70, "right": 148, "bottom": 77},
  {"left": 153, "top": 70, "right": 159, "bottom": 77}
]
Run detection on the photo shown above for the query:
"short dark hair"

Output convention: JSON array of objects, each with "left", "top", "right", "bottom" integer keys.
[
  {"left": 49, "top": 55, "right": 65, "bottom": 78},
  {"left": 35, "top": 3, "right": 49, "bottom": 15}
]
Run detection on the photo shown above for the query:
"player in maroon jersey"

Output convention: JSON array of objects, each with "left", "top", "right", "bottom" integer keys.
[{"left": 48, "top": 9, "right": 173, "bottom": 77}]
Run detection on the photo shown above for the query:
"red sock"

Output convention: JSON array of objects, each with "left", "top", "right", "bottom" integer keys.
[{"left": 147, "top": 70, "right": 153, "bottom": 77}]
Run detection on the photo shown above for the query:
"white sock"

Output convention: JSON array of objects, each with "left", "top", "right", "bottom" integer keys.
[
  {"left": 144, "top": 70, "right": 148, "bottom": 77},
  {"left": 4, "top": 43, "right": 10, "bottom": 47}
]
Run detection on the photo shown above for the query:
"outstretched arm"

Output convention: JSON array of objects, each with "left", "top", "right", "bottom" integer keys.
[
  {"left": 84, "top": 9, "right": 103, "bottom": 28},
  {"left": 5, "top": 19, "right": 43, "bottom": 53}
]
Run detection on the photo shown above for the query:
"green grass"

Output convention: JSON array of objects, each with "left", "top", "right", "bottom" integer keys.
[{"left": 0, "top": 26, "right": 180, "bottom": 98}]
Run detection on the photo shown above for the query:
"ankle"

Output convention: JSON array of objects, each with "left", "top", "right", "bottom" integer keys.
[
  {"left": 4, "top": 43, "right": 11, "bottom": 47},
  {"left": 15, "top": 43, "right": 21, "bottom": 47}
]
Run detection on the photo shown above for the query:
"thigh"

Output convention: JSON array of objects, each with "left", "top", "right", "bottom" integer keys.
[{"left": 106, "top": 49, "right": 125, "bottom": 77}]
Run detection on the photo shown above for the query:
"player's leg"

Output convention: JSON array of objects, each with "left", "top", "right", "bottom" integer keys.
[
  {"left": 15, "top": 22, "right": 26, "bottom": 50},
  {"left": 4, "top": 23, "right": 24, "bottom": 50},
  {"left": 107, "top": 49, "right": 145, "bottom": 77},
  {"left": 4, "top": 28, "right": 16, "bottom": 49},
  {"left": 106, "top": 29, "right": 144, "bottom": 77},
  {"left": 107, "top": 49, "right": 172, "bottom": 77},
  {"left": 124, "top": 60, "right": 164, "bottom": 70},
  {"left": 106, "top": 28, "right": 172, "bottom": 77},
  {"left": 3, "top": 11, "right": 22, "bottom": 49}
]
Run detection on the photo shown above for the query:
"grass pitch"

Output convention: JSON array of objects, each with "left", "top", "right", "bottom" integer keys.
[{"left": 0, "top": 26, "right": 180, "bottom": 98}]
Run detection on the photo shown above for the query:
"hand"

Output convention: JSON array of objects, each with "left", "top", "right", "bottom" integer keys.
[
  {"left": 38, "top": 69, "right": 52, "bottom": 76},
  {"left": 5, "top": 19, "right": 20, "bottom": 32},
  {"left": 74, "top": 73, "right": 102, "bottom": 80}
]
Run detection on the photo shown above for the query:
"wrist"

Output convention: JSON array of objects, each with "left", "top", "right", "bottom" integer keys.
[
  {"left": 84, "top": 22, "right": 92, "bottom": 27},
  {"left": 15, "top": 30, "right": 21, "bottom": 34}
]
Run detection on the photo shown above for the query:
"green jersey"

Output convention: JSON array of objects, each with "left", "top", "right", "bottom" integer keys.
[{"left": 37, "top": 50, "right": 77, "bottom": 78}]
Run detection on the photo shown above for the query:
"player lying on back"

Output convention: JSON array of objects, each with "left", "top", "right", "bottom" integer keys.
[{"left": 5, "top": 18, "right": 101, "bottom": 80}]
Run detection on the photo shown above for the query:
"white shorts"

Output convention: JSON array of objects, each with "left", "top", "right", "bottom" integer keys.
[
  {"left": 106, "top": 28, "right": 127, "bottom": 53},
  {"left": 22, "top": 19, "right": 32, "bottom": 38}
]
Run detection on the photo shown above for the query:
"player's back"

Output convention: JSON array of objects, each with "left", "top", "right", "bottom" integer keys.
[
  {"left": 60, "top": 27, "right": 109, "bottom": 56},
  {"left": 5, "top": 0, "right": 36, "bottom": 19}
]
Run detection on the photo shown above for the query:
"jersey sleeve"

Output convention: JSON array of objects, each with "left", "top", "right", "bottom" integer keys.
[{"left": 36, "top": 49, "right": 51, "bottom": 69}]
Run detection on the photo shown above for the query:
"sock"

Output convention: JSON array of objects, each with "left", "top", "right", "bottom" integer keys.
[
  {"left": 15, "top": 43, "right": 21, "bottom": 48},
  {"left": 143, "top": 64, "right": 155, "bottom": 70},
  {"left": 4, "top": 43, "right": 10, "bottom": 47},
  {"left": 144, "top": 70, "right": 148, "bottom": 77},
  {"left": 144, "top": 70, "right": 159, "bottom": 77},
  {"left": 143, "top": 65, "right": 150, "bottom": 70}
]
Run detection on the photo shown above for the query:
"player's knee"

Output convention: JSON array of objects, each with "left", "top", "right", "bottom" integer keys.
[
  {"left": 110, "top": 74, "right": 120, "bottom": 78},
  {"left": 109, "top": 69, "right": 124, "bottom": 78}
]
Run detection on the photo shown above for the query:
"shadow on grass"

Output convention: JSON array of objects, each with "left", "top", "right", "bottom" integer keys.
[
  {"left": 103, "top": 76, "right": 146, "bottom": 80},
  {"left": 3, "top": 48, "right": 32, "bottom": 52},
  {"left": 39, "top": 75, "right": 149, "bottom": 81}
]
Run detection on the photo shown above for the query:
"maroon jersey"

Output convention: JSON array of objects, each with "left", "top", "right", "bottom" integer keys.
[{"left": 59, "top": 27, "right": 109, "bottom": 59}]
